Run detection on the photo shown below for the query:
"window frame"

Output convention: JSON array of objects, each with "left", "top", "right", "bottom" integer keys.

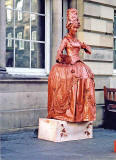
[
  {"left": 6, "top": 0, "right": 51, "bottom": 76},
  {"left": 114, "top": 11, "right": 116, "bottom": 75}
]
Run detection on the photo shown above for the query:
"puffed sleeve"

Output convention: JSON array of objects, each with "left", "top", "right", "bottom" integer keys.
[{"left": 56, "top": 37, "right": 67, "bottom": 62}]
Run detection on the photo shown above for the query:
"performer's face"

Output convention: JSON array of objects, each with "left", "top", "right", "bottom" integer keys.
[{"left": 70, "top": 24, "right": 78, "bottom": 35}]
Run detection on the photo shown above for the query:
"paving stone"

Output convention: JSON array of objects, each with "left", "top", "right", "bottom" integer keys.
[{"left": 1, "top": 128, "right": 116, "bottom": 160}]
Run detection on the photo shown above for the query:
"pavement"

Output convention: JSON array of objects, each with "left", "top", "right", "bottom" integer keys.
[{"left": 1, "top": 128, "right": 116, "bottom": 160}]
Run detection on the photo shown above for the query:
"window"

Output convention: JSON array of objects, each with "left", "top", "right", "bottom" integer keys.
[
  {"left": 7, "top": 7, "right": 12, "bottom": 22},
  {"left": 18, "top": 11, "right": 23, "bottom": 21},
  {"left": 5, "top": 0, "right": 51, "bottom": 75},
  {"left": 114, "top": 11, "right": 116, "bottom": 70},
  {"left": 17, "top": 32, "right": 24, "bottom": 50},
  {"left": 31, "top": 31, "right": 36, "bottom": 50},
  {"left": 16, "top": 0, "right": 23, "bottom": 21},
  {"left": 7, "top": 33, "right": 12, "bottom": 47}
]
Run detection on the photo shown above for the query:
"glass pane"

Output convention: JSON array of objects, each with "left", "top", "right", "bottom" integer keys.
[
  {"left": 6, "top": 39, "right": 14, "bottom": 67},
  {"left": 31, "top": 0, "right": 45, "bottom": 14},
  {"left": 15, "top": 11, "right": 30, "bottom": 40},
  {"left": 5, "top": 0, "right": 13, "bottom": 9},
  {"left": 15, "top": 40, "right": 30, "bottom": 68},
  {"left": 31, "top": 15, "right": 45, "bottom": 41},
  {"left": 114, "top": 50, "right": 116, "bottom": 69},
  {"left": 31, "top": 42, "right": 45, "bottom": 68},
  {"left": 114, "top": 16, "right": 116, "bottom": 36},
  {"left": 15, "top": 0, "right": 30, "bottom": 11},
  {"left": 6, "top": 9, "right": 14, "bottom": 38},
  {"left": 6, "top": 9, "right": 14, "bottom": 25}
]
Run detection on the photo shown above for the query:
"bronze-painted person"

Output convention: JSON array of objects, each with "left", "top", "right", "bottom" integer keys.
[{"left": 47, "top": 8, "right": 96, "bottom": 122}]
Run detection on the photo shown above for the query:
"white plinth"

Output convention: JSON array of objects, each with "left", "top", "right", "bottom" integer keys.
[{"left": 38, "top": 118, "right": 93, "bottom": 142}]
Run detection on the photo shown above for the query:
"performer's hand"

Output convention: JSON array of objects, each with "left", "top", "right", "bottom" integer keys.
[
  {"left": 81, "top": 42, "right": 87, "bottom": 49},
  {"left": 56, "top": 54, "right": 62, "bottom": 63},
  {"left": 81, "top": 42, "right": 91, "bottom": 54}
]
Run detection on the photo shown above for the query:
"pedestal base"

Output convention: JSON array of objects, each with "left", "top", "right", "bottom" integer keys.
[{"left": 38, "top": 118, "right": 93, "bottom": 142}]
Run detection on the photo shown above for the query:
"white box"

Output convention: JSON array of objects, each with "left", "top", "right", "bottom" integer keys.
[{"left": 38, "top": 118, "right": 93, "bottom": 142}]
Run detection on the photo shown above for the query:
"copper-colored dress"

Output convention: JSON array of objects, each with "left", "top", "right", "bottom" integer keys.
[{"left": 48, "top": 36, "right": 96, "bottom": 122}]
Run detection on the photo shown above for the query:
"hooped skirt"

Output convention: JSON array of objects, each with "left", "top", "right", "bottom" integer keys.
[{"left": 47, "top": 61, "right": 96, "bottom": 122}]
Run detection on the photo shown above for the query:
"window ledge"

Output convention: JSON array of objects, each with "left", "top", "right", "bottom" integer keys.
[
  {"left": 6, "top": 67, "right": 48, "bottom": 75},
  {"left": 0, "top": 78, "right": 48, "bottom": 83},
  {"left": 0, "top": 67, "right": 49, "bottom": 81}
]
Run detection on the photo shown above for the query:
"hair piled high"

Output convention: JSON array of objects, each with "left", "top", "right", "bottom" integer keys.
[{"left": 66, "top": 8, "right": 80, "bottom": 30}]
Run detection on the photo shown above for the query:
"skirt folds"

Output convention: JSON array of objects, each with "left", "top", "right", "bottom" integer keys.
[{"left": 47, "top": 61, "right": 96, "bottom": 122}]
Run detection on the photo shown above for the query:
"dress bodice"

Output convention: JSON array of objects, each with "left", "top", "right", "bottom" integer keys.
[
  {"left": 65, "top": 36, "right": 81, "bottom": 64},
  {"left": 56, "top": 35, "right": 91, "bottom": 64}
]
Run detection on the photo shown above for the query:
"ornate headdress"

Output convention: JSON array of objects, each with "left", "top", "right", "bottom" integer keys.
[{"left": 66, "top": 8, "right": 80, "bottom": 29}]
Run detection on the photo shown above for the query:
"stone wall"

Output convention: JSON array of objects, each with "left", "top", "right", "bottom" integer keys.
[{"left": 0, "top": 79, "right": 48, "bottom": 132}]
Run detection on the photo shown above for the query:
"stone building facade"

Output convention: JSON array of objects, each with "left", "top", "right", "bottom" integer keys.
[{"left": 0, "top": 0, "right": 116, "bottom": 132}]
